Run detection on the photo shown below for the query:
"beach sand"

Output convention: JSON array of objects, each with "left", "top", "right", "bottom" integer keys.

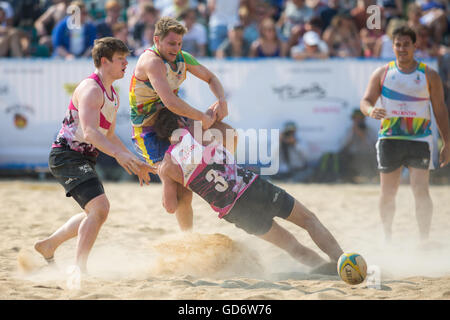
[{"left": 1, "top": 180, "right": 450, "bottom": 300}]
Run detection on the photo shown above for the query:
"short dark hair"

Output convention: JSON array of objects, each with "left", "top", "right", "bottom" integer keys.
[
  {"left": 91, "top": 37, "right": 130, "bottom": 68},
  {"left": 392, "top": 26, "right": 416, "bottom": 44},
  {"left": 153, "top": 108, "right": 181, "bottom": 140}
]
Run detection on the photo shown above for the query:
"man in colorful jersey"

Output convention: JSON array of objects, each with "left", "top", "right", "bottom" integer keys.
[
  {"left": 130, "top": 17, "right": 231, "bottom": 232},
  {"left": 360, "top": 26, "right": 450, "bottom": 242},
  {"left": 154, "top": 108, "right": 344, "bottom": 273},
  {"left": 34, "top": 38, "right": 153, "bottom": 280}
]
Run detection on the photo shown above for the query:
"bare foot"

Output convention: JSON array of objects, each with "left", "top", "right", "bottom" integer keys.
[{"left": 34, "top": 239, "right": 55, "bottom": 262}]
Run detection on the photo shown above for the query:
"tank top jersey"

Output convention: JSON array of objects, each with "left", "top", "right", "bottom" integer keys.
[
  {"left": 52, "top": 73, "right": 118, "bottom": 157},
  {"left": 167, "top": 129, "right": 258, "bottom": 218},
  {"left": 129, "top": 45, "right": 199, "bottom": 127},
  {"left": 379, "top": 61, "right": 432, "bottom": 143}
]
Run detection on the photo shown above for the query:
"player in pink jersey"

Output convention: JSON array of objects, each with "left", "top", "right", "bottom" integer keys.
[
  {"left": 34, "top": 38, "right": 154, "bottom": 283},
  {"left": 154, "top": 108, "right": 344, "bottom": 274}
]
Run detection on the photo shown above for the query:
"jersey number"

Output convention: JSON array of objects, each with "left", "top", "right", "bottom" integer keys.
[{"left": 205, "top": 169, "right": 228, "bottom": 192}]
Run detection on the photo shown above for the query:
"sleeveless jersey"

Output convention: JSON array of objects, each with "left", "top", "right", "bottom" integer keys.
[
  {"left": 379, "top": 61, "right": 432, "bottom": 142},
  {"left": 167, "top": 129, "right": 258, "bottom": 218},
  {"left": 129, "top": 45, "right": 199, "bottom": 127},
  {"left": 52, "top": 73, "right": 118, "bottom": 157}
]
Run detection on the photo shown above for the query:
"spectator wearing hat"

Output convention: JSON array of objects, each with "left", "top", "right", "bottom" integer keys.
[
  {"left": 215, "top": 23, "right": 251, "bottom": 58},
  {"left": 290, "top": 30, "right": 329, "bottom": 59}
]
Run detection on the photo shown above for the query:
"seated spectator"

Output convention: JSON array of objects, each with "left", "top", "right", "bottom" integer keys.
[
  {"left": 413, "top": 24, "right": 440, "bottom": 59},
  {"left": 34, "top": 0, "right": 70, "bottom": 55},
  {"left": 249, "top": 17, "right": 288, "bottom": 57},
  {"left": 407, "top": 2, "right": 423, "bottom": 29},
  {"left": 161, "top": 0, "right": 190, "bottom": 18},
  {"left": 318, "top": 0, "right": 341, "bottom": 32},
  {"left": 338, "top": 109, "right": 377, "bottom": 183},
  {"left": 131, "top": 3, "right": 159, "bottom": 49},
  {"left": 126, "top": 0, "right": 150, "bottom": 34},
  {"left": 241, "top": 0, "right": 274, "bottom": 45},
  {"left": 379, "top": 0, "right": 403, "bottom": 26},
  {"left": 0, "top": 1, "right": 13, "bottom": 26},
  {"left": 95, "top": 0, "right": 123, "bottom": 38},
  {"left": 275, "top": 121, "right": 313, "bottom": 182},
  {"left": 322, "top": 12, "right": 362, "bottom": 57},
  {"left": 112, "top": 22, "right": 135, "bottom": 56},
  {"left": 373, "top": 18, "right": 406, "bottom": 59},
  {"left": 134, "top": 24, "right": 155, "bottom": 56},
  {"left": 0, "top": 7, "right": 23, "bottom": 57},
  {"left": 215, "top": 23, "right": 251, "bottom": 58},
  {"left": 51, "top": 1, "right": 97, "bottom": 59},
  {"left": 417, "top": 0, "right": 448, "bottom": 44},
  {"left": 290, "top": 30, "right": 329, "bottom": 60},
  {"left": 208, "top": 0, "right": 240, "bottom": 56},
  {"left": 277, "top": 0, "right": 314, "bottom": 41},
  {"left": 180, "top": 8, "right": 207, "bottom": 57}
]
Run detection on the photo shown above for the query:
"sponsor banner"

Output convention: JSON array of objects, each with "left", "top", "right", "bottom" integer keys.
[{"left": 0, "top": 58, "right": 438, "bottom": 169}]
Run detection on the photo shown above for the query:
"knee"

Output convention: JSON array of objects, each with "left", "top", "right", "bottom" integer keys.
[
  {"left": 88, "top": 199, "right": 110, "bottom": 223},
  {"left": 411, "top": 185, "right": 430, "bottom": 200}
]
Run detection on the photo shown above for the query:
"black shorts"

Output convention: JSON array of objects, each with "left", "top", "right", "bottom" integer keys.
[
  {"left": 49, "top": 147, "right": 105, "bottom": 209},
  {"left": 223, "top": 177, "right": 295, "bottom": 235},
  {"left": 376, "top": 139, "right": 431, "bottom": 173}
]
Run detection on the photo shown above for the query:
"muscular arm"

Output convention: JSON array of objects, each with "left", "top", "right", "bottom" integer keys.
[
  {"left": 360, "top": 65, "right": 386, "bottom": 119},
  {"left": 187, "top": 58, "right": 228, "bottom": 121},
  {"left": 427, "top": 67, "right": 450, "bottom": 167},
  {"left": 77, "top": 80, "right": 153, "bottom": 181},
  {"left": 143, "top": 55, "right": 207, "bottom": 122}
]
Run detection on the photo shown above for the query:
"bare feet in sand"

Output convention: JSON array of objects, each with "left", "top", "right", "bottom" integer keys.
[{"left": 34, "top": 239, "right": 55, "bottom": 263}]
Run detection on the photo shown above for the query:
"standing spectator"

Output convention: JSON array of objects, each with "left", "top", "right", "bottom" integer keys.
[
  {"left": 277, "top": 0, "right": 314, "bottom": 41},
  {"left": 207, "top": 0, "right": 240, "bottom": 56},
  {"left": 322, "top": 12, "right": 362, "bottom": 57},
  {"left": 131, "top": 3, "right": 159, "bottom": 49},
  {"left": 290, "top": 30, "right": 329, "bottom": 59},
  {"left": 0, "top": 6, "right": 23, "bottom": 56},
  {"left": 215, "top": 23, "right": 251, "bottom": 58},
  {"left": 51, "top": 1, "right": 97, "bottom": 59},
  {"left": 249, "top": 17, "right": 288, "bottom": 57},
  {"left": 34, "top": 0, "right": 70, "bottom": 54},
  {"left": 180, "top": 8, "right": 208, "bottom": 57},
  {"left": 95, "top": 0, "right": 123, "bottom": 38}
]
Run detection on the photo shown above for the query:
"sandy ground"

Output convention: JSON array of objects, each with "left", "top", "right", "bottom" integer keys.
[{"left": 1, "top": 179, "right": 450, "bottom": 300}]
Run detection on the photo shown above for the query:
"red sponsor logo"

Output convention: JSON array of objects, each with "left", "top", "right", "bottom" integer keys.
[{"left": 391, "top": 110, "right": 417, "bottom": 116}]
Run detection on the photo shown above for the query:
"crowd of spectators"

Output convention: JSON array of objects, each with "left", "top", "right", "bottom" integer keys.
[{"left": 0, "top": 0, "right": 448, "bottom": 60}]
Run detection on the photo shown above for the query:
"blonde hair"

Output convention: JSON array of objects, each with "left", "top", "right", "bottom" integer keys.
[{"left": 154, "top": 16, "right": 187, "bottom": 40}]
